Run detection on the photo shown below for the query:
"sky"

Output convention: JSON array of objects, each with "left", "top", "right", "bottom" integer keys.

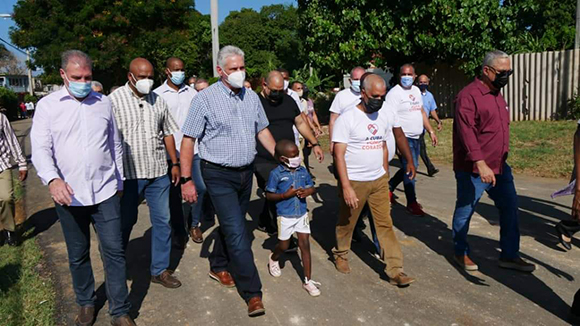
[{"left": 0, "top": 0, "right": 296, "bottom": 73}]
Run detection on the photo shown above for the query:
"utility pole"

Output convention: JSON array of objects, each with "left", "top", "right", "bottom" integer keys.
[
  {"left": 210, "top": 0, "right": 219, "bottom": 77},
  {"left": 576, "top": 0, "right": 580, "bottom": 48},
  {"left": 26, "top": 50, "right": 33, "bottom": 95}
]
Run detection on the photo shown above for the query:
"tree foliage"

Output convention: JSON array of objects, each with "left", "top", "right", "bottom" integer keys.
[
  {"left": 220, "top": 4, "right": 304, "bottom": 78},
  {"left": 10, "top": 0, "right": 212, "bottom": 88},
  {"left": 0, "top": 49, "right": 26, "bottom": 75},
  {"left": 298, "top": 0, "right": 577, "bottom": 78}
]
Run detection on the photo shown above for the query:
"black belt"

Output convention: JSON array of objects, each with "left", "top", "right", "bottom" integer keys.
[{"left": 202, "top": 160, "right": 252, "bottom": 172}]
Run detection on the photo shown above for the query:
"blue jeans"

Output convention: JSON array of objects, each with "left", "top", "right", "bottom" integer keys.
[
  {"left": 389, "top": 137, "right": 420, "bottom": 204},
  {"left": 55, "top": 195, "right": 130, "bottom": 317},
  {"left": 121, "top": 175, "right": 171, "bottom": 276},
  {"left": 452, "top": 163, "right": 520, "bottom": 259},
  {"left": 201, "top": 161, "right": 262, "bottom": 301}
]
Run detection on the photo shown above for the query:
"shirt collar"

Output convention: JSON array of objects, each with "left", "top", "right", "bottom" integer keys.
[
  {"left": 474, "top": 77, "right": 494, "bottom": 95},
  {"left": 160, "top": 80, "right": 191, "bottom": 94},
  {"left": 218, "top": 80, "right": 245, "bottom": 99},
  {"left": 57, "top": 87, "right": 101, "bottom": 102}
]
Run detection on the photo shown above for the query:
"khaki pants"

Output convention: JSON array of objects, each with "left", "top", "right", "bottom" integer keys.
[
  {"left": 333, "top": 173, "right": 404, "bottom": 278},
  {"left": 0, "top": 169, "right": 15, "bottom": 232}
]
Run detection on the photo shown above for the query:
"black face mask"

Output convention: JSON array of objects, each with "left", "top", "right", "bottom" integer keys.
[
  {"left": 268, "top": 90, "right": 283, "bottom": 102},
  {"left": 363, "top": 96, "right": 384, "bottom": 113},
  {"left": 418, "top": 84, "right": 428, "bottom": 92},
  {"left": 491, "top": 71, "right": 509, "bottom": 89}
]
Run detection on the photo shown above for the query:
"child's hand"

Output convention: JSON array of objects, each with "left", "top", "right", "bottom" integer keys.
[
  {"left": 296, "top": 188, "right": 313, "bottom": 198},
  {"left": 283, "top": 186, "right": 298, "bottom": 198}
]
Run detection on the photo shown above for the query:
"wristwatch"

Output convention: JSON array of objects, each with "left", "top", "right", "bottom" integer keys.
[
  {"left": 171, "top": 162, "right": 180, "bottom": 168},
  {"left": 180, "top": 177, "right": 192, "bottom": 185}
]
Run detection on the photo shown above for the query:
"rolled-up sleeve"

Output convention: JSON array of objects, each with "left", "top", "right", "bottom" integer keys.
[
  {"left": 31, "top": 101, "right": 60, "bottom": 185},
  {"left": 455, "top": 94, "right": 484, "bottom": 162}
]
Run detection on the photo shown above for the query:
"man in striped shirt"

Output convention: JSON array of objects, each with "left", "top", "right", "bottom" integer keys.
[
  {"left": 0, "top": 112, "right": 27, "bottom": 247},
  {"left": 110, "top": 57, "right": 182, "bottom": 289}
]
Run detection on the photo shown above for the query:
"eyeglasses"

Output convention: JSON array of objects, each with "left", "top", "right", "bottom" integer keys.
[{"left": 487, "top": 66, "right": 513, "bottom": 76}]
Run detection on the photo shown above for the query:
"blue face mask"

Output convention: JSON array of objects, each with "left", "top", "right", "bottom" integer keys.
[
  {"left": 65, "top": 74, "right": 92, "bottom": 98},
  {"left": 170, "top": 71, "right": 185, "bottom": 85},
  {"left": 351, "top": 80, "right": 361, "bottom": 93},
  {"left": 401, "top": 76, "right": 414, "bottom": 88}
]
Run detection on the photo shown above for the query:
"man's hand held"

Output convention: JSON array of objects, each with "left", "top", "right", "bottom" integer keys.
[
  {"left": 49, "top": 178, "right": 74, "bottom": 206},
  {"left": 476, "top": 160, "right": 496, "bottom": 187},
  {"left": 181, "top": 180, "right": 198, "bottom": 203}
]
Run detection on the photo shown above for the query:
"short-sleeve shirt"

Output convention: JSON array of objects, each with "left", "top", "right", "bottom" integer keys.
[
  {"left": 256, "top": 94, "right": 301, "bottom": 162},
  {"left": 181, "top": 80, "right": 269, "bottom": 167},
  {"left": 110, "top": 84, "right": 179, "bottom": 180},
  {"left": 421, "top": 90, "right": 437, "bottom": 116},
  {"left": 265, "top": 165, "right": 314, "bottom": 217},
  {"left": 386, "top": 84, "right": 424, "bottom": 139},
  {"left": 329, "top": 88, "right": 361, "bottom": 115},
  {"left": 332, "top": 105, "right": 398, "bottom": 181}
]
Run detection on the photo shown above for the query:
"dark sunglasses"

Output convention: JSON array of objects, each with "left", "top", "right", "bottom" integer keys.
[{"left": 487, "top": 66, "right": 513, "bottom": 76}]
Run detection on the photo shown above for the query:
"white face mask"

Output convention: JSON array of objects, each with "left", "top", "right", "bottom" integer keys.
[
  {"left": 284, "top": 156, "right": 301, "bottom": 168},
  {"left": 296, "top": 90, "right": 304, "bottom": 98},
  {"left": 130, "top": 73, "right": 154, "bottom": 95},
  {"left": 283, "top": 80, "right": 289, "bottom": 91},
  {"left": 223, "top": 69, "right": 246, "bottom": 89}
]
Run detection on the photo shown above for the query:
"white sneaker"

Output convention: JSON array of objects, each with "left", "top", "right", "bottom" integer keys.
[
  {"left": 303, "top": 278, "right": 321, "bottom": 297},
  {"left": 268, "top": 254, "right": 281, "bottom": 277}
]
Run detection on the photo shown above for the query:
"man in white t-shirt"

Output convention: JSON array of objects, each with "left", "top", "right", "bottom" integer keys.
[
  {"left": 332, "top": 74, "right": 415, "bottom": 287},
  {"left": 387, "top": 64, "right": 438, "bottom": 217}
]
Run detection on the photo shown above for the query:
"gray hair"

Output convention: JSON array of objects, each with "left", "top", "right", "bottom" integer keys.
[
  {"left": 399, "top": 63, "right": 415, "bottom": 74},
  {"left": 217, "top": 45, "right": 245, "bottom": 68},
  {"left": 91, "top": 81, "right": 103, "bottom": 89},
  {"left": 351, "top": 66, "right": 365, "bottom": 76},
  {"left": 61, "top": 50, "right": 93, "bottom": 71},
  {"left": 482, "top": 50, "right": 509, "bottom": 68}
]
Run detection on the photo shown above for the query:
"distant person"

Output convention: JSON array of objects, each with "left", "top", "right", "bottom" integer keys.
[
  {"left": 25, "top": 101, "right": 35, "bottom": 117},
  {"left": 292, "top": 83, "right": 322, "bottom": 178},
  {"left": 194, "top": 78, "right": 209, "bottom": 92},
  {"left": 0, "top": 112, "right": 27, "bottom": 247},
  {"left": 180, "top": 45, "right": 276, "bottom": 317},
  {"left": 266, "top": 140, "right": 320, "bottom": 297},
  {"left": 452, "top": 50, "right": 535, "bottom": 273},
  {"left": 110, "top": 57, "right": 182, "bottom": 289},
  {"left": 31, "top": 49, "right": 134, "bottom": 326},
  {"left": 154, "top": 57, "right": 202, "bottom": 246},
  {"left": 188, "top": 76, "right": 197, "bottom": 87},
  {"left": 19, "top": 102, "right": 27, "bottom": 119},
  {"left": 332, "top": 74, "right": 415, "bottom": 287},
  {"left": 91, "top": 81, "right": 103, "bottom": 93},
  {"left": 417, "top": 74, "right": 442, "bottom": 177},
  {"left": 387, "top": 63, "right": 438, "bottom": 217},
  {"left": 244, "top": 80, "right": 252, "bottom": 90}
]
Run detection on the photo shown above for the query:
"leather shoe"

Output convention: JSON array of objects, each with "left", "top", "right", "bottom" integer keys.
[
  {"left": 334, "top": 255, "right": 351, "bottom": 274},
  {"left": 453, "top": 255, "right": 478, "bottom": 271},
  {"left": 388, "top": 272, "right": 415, "bottom": 287},
  {"left": 189, "top": 226, "right": 203, "bottom": 244},
  {"left": 111, "top": 314, "right": 136, "bottom": 326},
  {"left": 247, "top": 296, "right": 265, "bottom": 317},
  {"left": 209, "top": 270, "right": 235, "bottom": 288},
  {"left": 151, "top": 270, "right": 182, "bottom": 288},
  {"left": 5, "top": 230, "right": 18, "bottom": 247},
  {"left": 75, "top": 305, "right": 95, "bottom": 326}
]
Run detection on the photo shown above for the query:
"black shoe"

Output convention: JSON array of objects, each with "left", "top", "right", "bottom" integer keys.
[
  {"left": 285, "top": 237, "right": 298, "bottom": 253},
  {"left": 172, "top": 235, "right": 188, "bottom": 250},
  {"left": 5, "top": 230, "right": 18, "bottom": 247},
  {"left": 555, "top": 221, "right": 580, "bottom": 250},
  {"left": 427, "top": 168, "right": 439, "bottom": 177}
]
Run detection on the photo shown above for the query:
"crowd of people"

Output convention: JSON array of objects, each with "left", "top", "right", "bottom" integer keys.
[{"left": 0, "top": 44, "right": 569, "bottom": 325}]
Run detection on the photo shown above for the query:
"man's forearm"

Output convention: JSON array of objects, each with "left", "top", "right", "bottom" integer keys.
[
  {"left": 164, "top": 135, "right": 178, "bottom": 164},
  {"left": 422, "top": 111, "right": 435, "bottom": 134},
  {"left": 394, "top": 128, "right": 413, "bottom": 164},
  {"left": 296, "top": 115, "right": 318, "bottom": 144},
  {"left": 334, "top": 151, "right": 351, "bottom": 189},
  {"left": 257, "top": 128, "right": 276, "bottom": 158},
  {"left": 180, "top": 136, "right": 196, "bottom": 178},
  {"left": 431, "top": 111, "right": 441, "bottom": 124}
]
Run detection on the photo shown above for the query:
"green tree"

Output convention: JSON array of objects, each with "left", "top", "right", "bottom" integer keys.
[
  {"left": 220, "top": 4, "right": 304, "bottom": 78},
  {"left": 0, "top": 87, "right": 19, "bottom": 120},
  {"left": 10, "top": 0, "right": 212, "bottom": 89}
]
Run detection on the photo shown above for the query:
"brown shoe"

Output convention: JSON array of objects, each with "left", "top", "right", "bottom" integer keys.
[
  {"left": 334, "top": 255, "right": 351, "bottom": 274},
  {"left": 247, "top": 296, "right": 265, "bottom": 317},
  {"left": 388, "top": 272, "right": 415, "bottom": 287},
  {"left": 209, "top": 270, "right": 236, "bottom": 288},
  {"left": 75, "top": 305, "right": 95, "bottom": 326},
  {"left": 151, "top": 270, "right": 182, "bottom": 288},
  {"left": 453, "top": 255, "right": 479, "bottom": 271},
  {"left": 189, "top": 226, "right": 203, "bottom": 244},
  {"left": 111, "top": 315, "right": 136, "bottom": 326}
]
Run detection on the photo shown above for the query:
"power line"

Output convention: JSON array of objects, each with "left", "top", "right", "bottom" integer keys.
[{"left": 0, "top": 36, "right": 27, "bottom": 56}]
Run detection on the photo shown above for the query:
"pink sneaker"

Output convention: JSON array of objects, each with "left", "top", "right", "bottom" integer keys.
[
  {"left": 303, "top": 278, "right": 321, "bottom": 297},
  {"left": 268, "top": 254, "right": 281, "bottom": 277}
]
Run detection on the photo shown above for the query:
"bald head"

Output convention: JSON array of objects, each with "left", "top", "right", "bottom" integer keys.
[
  {"left": 418, "top": 75, "right": 429, "bottom": 83},
  {"left": 362, "top": 74, "right": 386, "bottom": 94},
  {"left": 166, "top": 57, "right": 183, "bottom": 69},
  {"left": 265, "top": 71, "right": 284, "bottom": 90},
  {"left": 350, "top": 66, "right": 366, "bottom": 80},
  {"left": 129, "top": 58, "right": 154, "bottom": 77}
]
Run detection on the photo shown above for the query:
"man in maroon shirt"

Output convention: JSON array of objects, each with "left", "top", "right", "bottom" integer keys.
[{"left": 452, "top": 50, "right": 535, "bottom": 273}]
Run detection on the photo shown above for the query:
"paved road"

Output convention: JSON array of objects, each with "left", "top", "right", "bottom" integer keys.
[{"left": 14, "top": 119, "right": 580, "bottom": 326}]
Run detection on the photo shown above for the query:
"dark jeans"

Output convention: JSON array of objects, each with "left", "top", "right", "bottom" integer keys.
[
  {"left": 419, "top": 132, "right": 437, "bottom": 174},
  {"left": 452, "top": 163, "right": 520, "bottom": 259},
  {"left": 121, "top": 175, "right": 171, "bottom": 276},
  {"left": 202, "top": 161, "right": 262, "bottom": 301},
  {"left": 254, "top": 160, "right": 279, "bottom": 232},
  {"left": 55, "top": 195, "right": 130, "bottom": 317},
  {"left": 303, "top": 142, "right": 312, "bottom": 175},
  {"left": 389, "top": 137, "right": 420, "bottom": 204}
]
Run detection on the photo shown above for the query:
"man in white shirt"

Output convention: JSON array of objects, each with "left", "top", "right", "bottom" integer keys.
[
  {"left": 332, "top": 74, "right": 415, "bottom": 287},
  {"left": 387, "top": 64, "right": 438, "bottom": 217},
  {"left": 154, "top": 57, "right": 204, "bottom": 247}
]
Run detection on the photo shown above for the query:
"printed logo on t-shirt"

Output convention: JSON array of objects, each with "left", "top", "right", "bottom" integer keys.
[
  {"left": 367, "top": 124, "right": 378, "bottom": 136},
  {"left": 409, "top": 94, "right": 416, "bottom": 102}
]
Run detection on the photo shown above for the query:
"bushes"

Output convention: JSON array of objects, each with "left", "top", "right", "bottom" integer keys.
[
  {"left": 0, "top": 87, "right": 19, "bottom": 120},
  {"left": 565, "top": 91, "right": 580, "bottom": 120},
  {"left": 312, "top": 91, "right": 335, "bottom": 125},
  {"left": 24, "top": 94, "right": 38, "bottom": 104}
]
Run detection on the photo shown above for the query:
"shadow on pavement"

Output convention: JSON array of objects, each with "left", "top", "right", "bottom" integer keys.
[
  {"left": 20, "top": 207, "right": 58, "bottom": 240},
  {"left": 391, "top": 203, "right": 572, "bottom": 324}
]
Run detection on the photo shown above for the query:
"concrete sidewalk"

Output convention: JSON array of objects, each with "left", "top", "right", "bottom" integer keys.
[{"left": 16, "top": 118, "right": 580, "bottom": 326}]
